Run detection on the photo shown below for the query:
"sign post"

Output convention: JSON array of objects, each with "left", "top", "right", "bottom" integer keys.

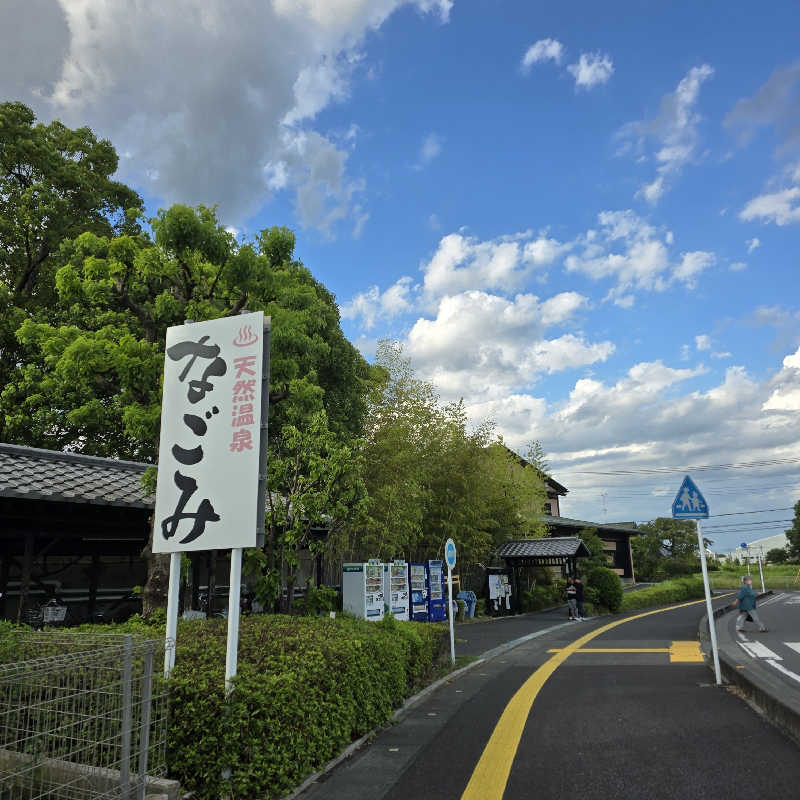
[
  {"left": 153, "top": 312, "right": 270, "bottom": 692},
  {"left": 757, "top": 552, "right": 766, "bottom": 594},
  {"left": 444, "top": 538, "right": 457, "bottom": 666},
  {"left": 672, "top": 475, "right": 720, "bottom": 685}
]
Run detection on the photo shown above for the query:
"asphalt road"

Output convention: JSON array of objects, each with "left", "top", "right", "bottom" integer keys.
[
  {"left": 300, "top": 596, "right": 800, "bottom": 800},
  {"left": 721, "top": 590, "right": 800, "bottom": 694}
]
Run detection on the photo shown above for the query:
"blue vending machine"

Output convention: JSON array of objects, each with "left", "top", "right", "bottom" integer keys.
[
  {"left": 408, "top": 563, "right": 429, "bottom": 621},
  {"left": 426, "top": 560, "right": 446, "bottom": 622}
]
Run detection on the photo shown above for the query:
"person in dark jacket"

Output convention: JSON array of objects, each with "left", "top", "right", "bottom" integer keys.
[
  {"left": 574, "top": 576, "right": 586, "bottom": 620},
  {"left": 733, "top": 575, "right": 767, "bottom": 632},
  {"left": 566, "top": 577, "right": 578, "bottom": 621}
]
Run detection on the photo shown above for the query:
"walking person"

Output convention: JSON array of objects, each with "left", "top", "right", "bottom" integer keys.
[
  {"left": 574, "top": 576, "right": 586, "bottom": 620},
  {"left": 566, "top": 577, "right": 578, "bottom": 621},
  {"left": 733, "top": 575, "right": 768, "bottom": 633}
]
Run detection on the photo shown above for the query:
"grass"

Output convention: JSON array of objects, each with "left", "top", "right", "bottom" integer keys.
[{"left": 709, "top": 564, "right": 800, "bottom": 590}]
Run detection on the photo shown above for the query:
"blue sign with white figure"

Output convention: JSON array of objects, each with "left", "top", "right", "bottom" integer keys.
[
  {"left": 445, "top": 538, "right": 457, "bottom": 570},
  {"left": 671, "top": 475, "right": 709, "bottom": 519}
]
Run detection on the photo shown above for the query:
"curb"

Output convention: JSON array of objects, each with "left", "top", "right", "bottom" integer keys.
[
  {"left": 280, "top": 618, "right": 575, "bottom": 800},
  {"left": 699, "top": 592, "right": 800, "bottom": 748}
]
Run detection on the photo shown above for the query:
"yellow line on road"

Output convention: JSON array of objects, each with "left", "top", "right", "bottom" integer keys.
[
  {"left": 547, "top": 647, "right": 670, "bottom": 653},
  {"left": 460, "top": 596, "right": 731, "bottom": 800}
]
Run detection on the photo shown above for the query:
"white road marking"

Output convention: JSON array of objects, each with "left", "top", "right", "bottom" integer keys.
[
  {"left": 760, "top": 593, "right": 785, "bottom": 607},
  {"left": 785, "top": 643, "right": 800, "bottom": 656},
  {"left": 737, "top": 641, "right": 782, "bottom": 660},
  {"left": 737, "top": 632, "right": 749, "bottom": 642},
  {"left": 784, "top": 596, "right": 800, "bottom": 604},
  {"left": 767, "top": 659, "right": 800, "bottom": 685}
]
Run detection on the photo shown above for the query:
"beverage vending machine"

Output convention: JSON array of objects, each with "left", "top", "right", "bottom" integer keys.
[
  {"left": 342, "top": 559, "right": 384, "bottom": 621},
  {"left": 426, "top": 560, "right": 446, "bottom": 621},
  {"left": 383, "top": 560, "right": 410, "bottom": 621},
  {"left": 408, "top": 563, "right": 429, "bottom": 621}
]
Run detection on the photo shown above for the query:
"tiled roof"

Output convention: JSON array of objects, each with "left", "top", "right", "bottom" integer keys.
[
  {"left": 544, "top": 516, "right": 639, "bottom": 534},
  {"left": 497, "top": 536, "right": 591, "bottom": 559},
  {"left": 0, "top": 443, "right": 154, "bottom": 509}
]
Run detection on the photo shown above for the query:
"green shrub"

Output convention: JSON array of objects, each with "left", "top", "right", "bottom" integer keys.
[
  {"left": 520, "top": 581, "right": 564, "bottom": 612},
  {"left": 296, "top": 583, "right": 339, "bottom": 615},
  {"left": 90, "top": 613, "right": 446, "bottom": 799},
  {"left": 621, "top": 575, "right": 705, "bottom": 611},
  {"left": 587, "top": 567, "right": 623, "bottom": 613},
  {"left": 456, "top": 599, "right": 466, "bottom": 622}
]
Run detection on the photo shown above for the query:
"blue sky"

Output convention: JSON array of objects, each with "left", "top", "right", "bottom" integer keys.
[{"left": 3, "top": 0, "right": 799, "bottom": 551}]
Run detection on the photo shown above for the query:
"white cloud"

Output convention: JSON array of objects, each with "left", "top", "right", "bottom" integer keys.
[
  {"left": 680, "top": 344, "right": 690, "bottom": 361},
  {"left": 695, "top": 334, "right": 711, "bottom": 351},
  {"left": 763, "top": 345, "right": 800, "bottom": 411},
  {"left": 1, "top": 0, "right": 450, "bottom": 232},
  {"left": 673, "top": 250, "right": 716, "bottom": 287},
  {"left": 724, "top": 63, "right": 800, "bottom": 154},
  {"left": 405, "top": 290, "right": 614, "bottom": 400},
  {"left": 740, "top": 186, "right": 800, "bottom": 226},
  {"left": 730, "top": 261, "right": 747, "bottom": 272},
  {"left": 521, "top": 38, "right": 564, "bottom": 71},
  {"left": 711, "top": 351, "right": 732, "bottom": 359},
  {"left": 416, "top": 133, "right": 444, "bottom": 169},
  {"left": 746, "top": 237, "right": 761, "bottom": 253},
  {"left": 564, "top": 209, "right": 716, "bottom": 302},
  {"left": 617, "top": 64, "right": 714, "bottom": 204},
  {"left": 420, "top": 230, "right": 568, "bottom": 299},
  {"left": 340, "top": 277, "right": 413, "bottom": 329},
  {"left": 566, "top": 52, "right": 614, "bottom": 89}
]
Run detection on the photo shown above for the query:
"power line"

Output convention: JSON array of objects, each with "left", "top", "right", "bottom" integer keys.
[
  {"left": 708, "top": 507, "right": 795, "bottom": 517},
  {"left": 566, "top": 457, "right": 800, "bottom": 476}
]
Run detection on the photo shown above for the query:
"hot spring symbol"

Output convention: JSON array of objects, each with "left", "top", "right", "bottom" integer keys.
[{"left": 233, "top": 324, "right": 259, "bottom": 347}]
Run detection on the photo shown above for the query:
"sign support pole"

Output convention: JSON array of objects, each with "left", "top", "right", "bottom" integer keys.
[
  {"left": 757, "top": 552, "right": 766, "bottom": 594},
  {"left": 447, "top": 565, "right": 455, "bottom": 666},
  {"left": 164, "top": 551, "right": 181, "bottom": 678},
  {"left": 225, "top": 548, "right": 243, "bottom": 695},
  {"left": 697, "top": 520, "right": 721, "bottom": 685}
]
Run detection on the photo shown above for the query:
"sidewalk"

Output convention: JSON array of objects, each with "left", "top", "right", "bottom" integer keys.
[{"left": 700, "top": 591, "right": 800, "bottom": 746}]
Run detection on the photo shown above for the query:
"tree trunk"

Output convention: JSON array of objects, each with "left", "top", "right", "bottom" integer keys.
[{"left": 141, "top": 523, "right": 170, "bottom": 618}]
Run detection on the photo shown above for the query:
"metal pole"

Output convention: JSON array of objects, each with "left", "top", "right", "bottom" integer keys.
[
  {"left": 137, "top": 642, "right": 154, "bottom": 800},
  {"left": 757, "top": 552, "right": 766, "bottom": 594},
  {"left": 164, "top": 551, "right": 181, "bottom": 679},
  {"left": 447, "top": 565, "right": 455, "bottom": 666},
  {"left": 697, "top": 520, "right": 721, "bottom": 685},
  {"left": 120, "top": 634, "right": 133, "bottom": 800},
  {"left": 225, "top": 548, "right": 243, "bottom": 695}
]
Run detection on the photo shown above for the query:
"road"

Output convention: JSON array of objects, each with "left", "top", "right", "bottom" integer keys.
[
  {"left": 300, "top": 596, "right": 800, "bottom": 800},
  {"left": 721, "top": 589, "right": 800, "bottom": 692}
]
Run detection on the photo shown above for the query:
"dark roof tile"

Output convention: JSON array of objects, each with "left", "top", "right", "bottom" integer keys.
[{"left": 0, "top": 443, "right": 154, "bottom": 509}]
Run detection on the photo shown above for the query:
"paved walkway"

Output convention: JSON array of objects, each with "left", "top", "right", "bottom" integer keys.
[{"left": 300, "top": 595, "right": 800, "bottom": 800}]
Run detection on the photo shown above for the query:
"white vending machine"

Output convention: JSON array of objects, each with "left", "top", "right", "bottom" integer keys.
[
  {"left": 383, "top": 560, "right": 410, "bottom": 621},
  {"left": 342, "top": 560, "right": 384, "bottom": 621}
]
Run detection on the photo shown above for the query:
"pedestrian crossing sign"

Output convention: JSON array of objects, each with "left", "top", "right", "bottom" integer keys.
[{"left": 671, "top": 475, "right": 709, "bottom": 519}]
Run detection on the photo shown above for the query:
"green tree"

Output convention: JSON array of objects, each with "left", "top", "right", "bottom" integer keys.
[
  {"left": 0, "top": 101, "right": 143, "bottom": 443},
  {"left": 766, "top": 547, "right": 788, "bottom": 564},
  {"left": 786, "top": 500, "right": 800, "bottom": 562},
  {"left": 4, "top": 196, "right": 373, "bottom": 612},
  {"left": 577, "top": 527, "right": 608, "bottom": 572},
  {"left": 633, "top": 517, "right": 707, "bottom": 580},
  {"left": 355, "top": 342, "right": 547, "bottom": 570}
]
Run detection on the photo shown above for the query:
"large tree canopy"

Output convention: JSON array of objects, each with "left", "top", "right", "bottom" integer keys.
[{"left": 0, "top": 101, "right": 143, "bottom": 443}]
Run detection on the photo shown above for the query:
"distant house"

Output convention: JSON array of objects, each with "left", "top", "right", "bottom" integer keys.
[{"left": 500, "top": 447, "right": 639, "bottom": 581}]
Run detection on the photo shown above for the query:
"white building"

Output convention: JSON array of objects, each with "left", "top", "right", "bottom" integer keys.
[{"left": 729, "top": 532, "right": 789, "bottom": 564}]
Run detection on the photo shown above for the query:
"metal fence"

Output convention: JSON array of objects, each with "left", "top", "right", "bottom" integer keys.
[{"left": 0, "top": 632, "right": 170, "bottom": 800}]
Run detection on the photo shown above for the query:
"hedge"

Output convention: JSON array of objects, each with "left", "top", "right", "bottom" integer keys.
[
  {"left": 620, "top": 574, "right": 705, "bottom": 611},
  {"left": 61, "top": 612, "right": 447, "bottom": 799},
  {"left": 586, "top": 567, "right": 623, "bottom": 613}
]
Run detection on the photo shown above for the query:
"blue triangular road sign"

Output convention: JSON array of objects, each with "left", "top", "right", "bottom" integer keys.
[{"left": 671, "top": 475, "right": 709, "bottom": 519}]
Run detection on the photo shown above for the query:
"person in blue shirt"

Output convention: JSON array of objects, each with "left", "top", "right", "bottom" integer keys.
[{"left": 733, "top": 576, "right": 768, "bottom": 633}]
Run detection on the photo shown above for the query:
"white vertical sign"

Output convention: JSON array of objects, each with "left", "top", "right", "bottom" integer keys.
[
  {"left": 154, "top": 312, "right": 266, "bottom": 684},
  {"left": 444, "top": 538, "right": 457, "bottom": 666},
  {"left": 153, "top": 312, "right": 264, "bottom": 553}
]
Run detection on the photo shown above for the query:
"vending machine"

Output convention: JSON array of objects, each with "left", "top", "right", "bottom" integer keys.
[
  {"left": 408, "top": 563, "right": 429, "bottom": 622},
  {"left": 342, "top": 560, "right": 384, "bottom": 621},
  {"left": 426, "top": 560, "right": 446, "bottom": 621},
  {"left": 383, "top": 560, "right": 410, "bottom": 621}
]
